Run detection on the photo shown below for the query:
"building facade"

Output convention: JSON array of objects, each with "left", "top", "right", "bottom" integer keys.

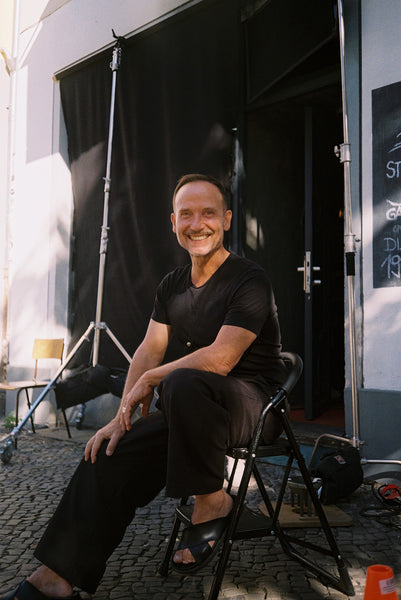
[{"left": 0, "top": 0, "right": 400, "bottom": 473}]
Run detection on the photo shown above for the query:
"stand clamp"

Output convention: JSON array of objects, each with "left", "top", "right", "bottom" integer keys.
[
  {"left": 334, "top": 142, "right": 351, "bottom": 163},
  {"left": 110, "top": 29, "right": 125, "bottom": 71}
]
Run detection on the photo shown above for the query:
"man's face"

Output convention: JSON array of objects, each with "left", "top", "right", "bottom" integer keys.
[{"left": 171, "top": 181, "right": 232, "bottom": 259}]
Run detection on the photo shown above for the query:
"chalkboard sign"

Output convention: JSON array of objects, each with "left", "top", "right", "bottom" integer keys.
[{"left": 372, "top": 81, "right": 401, "bottom": 287}]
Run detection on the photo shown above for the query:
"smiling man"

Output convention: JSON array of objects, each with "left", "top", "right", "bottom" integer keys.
[
  {"left": 1, "top": 174, "right": 287, "bottom": 600},
  {"left": 171, "top": 175, "right": 232, "bottom": 266}
]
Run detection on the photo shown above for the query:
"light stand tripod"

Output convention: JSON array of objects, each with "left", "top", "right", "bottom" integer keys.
[
  {"left": 92, "top": 31, "right": 131, "bottom": 368},
  {"left": 0, "top": 32, "right": 131, "bottom": 463},
  {"left": 310, "top": 0, "right": 401, "bottom": 473}
]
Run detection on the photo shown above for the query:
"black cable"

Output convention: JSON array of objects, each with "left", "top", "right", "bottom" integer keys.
[{"left": 359, "top": 481, "right": 401, "bottom": 527}]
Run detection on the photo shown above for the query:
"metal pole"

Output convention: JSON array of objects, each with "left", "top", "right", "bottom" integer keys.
[
  {"left": 92, "top": 36, "right": 122, "bottom": 366},
  {"left": 1, "top": 0, "right": 20, "bottom": 386},
  {"left": 335, "top": 0, "right": 360, "bottom": 447},
  {"left": 230, "top": 128, "right": 242, "bottom": 255},
  {"left": 310, "top": 2, "right": 401, "bottom": 470}
]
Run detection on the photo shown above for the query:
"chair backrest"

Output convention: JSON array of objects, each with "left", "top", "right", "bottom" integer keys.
[
  {"left": 32, "top": 339, "right": 64, "bottom": 380},
  {"left": 280, "top": 352, "right": 303, "bottom": 395}
]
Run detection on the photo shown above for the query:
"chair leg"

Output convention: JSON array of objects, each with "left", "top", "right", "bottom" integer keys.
[
  {"left": 208, "top": 452, "right": 258, "bottom": 600},
  {"left": 62, "top": 409, "right": 72, "bottom": 438},
  {"left": 14, "top": 391, "right": 20, "bottom": 449},
  {"left": 23, "top": 389, "right": 36, "bottom": 433},
  {"left": 159, "top": 513, "right": 182, "bottom": 576},
  {"left": 25, "top": 389, "right": 36, "bottom": 433},
  {"left": 277, "top": 412, "right": 354, "bottom": 595},
  {"left": 226, "top": 456, "right": 239, "bottom": 494},
  {"left": 159, "top": 496, "right": 189, "bottom": 576},
  {"left": 207, "top": 519, "right": 237, "bottom": 600},
  {"left": 253, "top": 454, "right": 293, "bottom": 528}
]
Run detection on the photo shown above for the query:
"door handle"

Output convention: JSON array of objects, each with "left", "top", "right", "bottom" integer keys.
[{"left": 297, "top": 251, "right": 321, "bottom": 292}]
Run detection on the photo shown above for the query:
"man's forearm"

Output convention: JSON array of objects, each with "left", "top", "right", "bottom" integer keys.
[
  {"left": 141, "top": 325, "right": 255, "bottom": 389},
  {"left": 142, "top": 346, "right": 222, "bottom": 389},
  {"left": 122, "top": 324, "right": 255, "bottom": 413}
]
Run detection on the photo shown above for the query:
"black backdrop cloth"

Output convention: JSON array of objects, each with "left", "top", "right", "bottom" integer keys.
[{"left": 59, "top": 0, "right": 241, "bottom": 367}]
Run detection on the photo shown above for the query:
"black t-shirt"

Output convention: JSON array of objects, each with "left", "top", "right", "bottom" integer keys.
[{"left": 151, "top": 253, "right": 286, "bottom": 392}]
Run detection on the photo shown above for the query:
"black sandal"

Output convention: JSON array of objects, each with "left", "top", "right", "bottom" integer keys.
[
  {"left": 0, "top": 580, "right": 82, "bottom": 600},
  {"left": 171, "top": 514, "right": 230, "bottom": 574}
]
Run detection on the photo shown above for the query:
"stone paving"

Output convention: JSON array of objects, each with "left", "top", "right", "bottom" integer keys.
[{"left": 0, "top": 427, "right": 401, "bottom": 600}]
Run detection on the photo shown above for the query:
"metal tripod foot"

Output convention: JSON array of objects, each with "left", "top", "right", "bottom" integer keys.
[{"left": 75, "top": 403, "right": 86, "bottom": 429}]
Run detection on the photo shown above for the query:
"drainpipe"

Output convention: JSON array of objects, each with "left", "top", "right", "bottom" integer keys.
[
  {"left": 0, "top": 42, "right": 12, "bottom": 387},
  {"left": 0, "top": 0, "right": 20, "bottom": 388}
]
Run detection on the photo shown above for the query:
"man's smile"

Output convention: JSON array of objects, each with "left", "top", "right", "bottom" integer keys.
[{"left": 187, "top": 233, "right": 212, "bottom": 241}]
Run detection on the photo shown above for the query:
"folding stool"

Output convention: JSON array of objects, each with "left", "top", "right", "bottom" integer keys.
[{"left": 159, "top": 352, "right": 354, "bottom": 599}]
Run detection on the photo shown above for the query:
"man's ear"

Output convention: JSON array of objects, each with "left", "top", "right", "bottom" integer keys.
[
  {"left": 171, "top": 212, "right": 176, "bottom": 232},
  {"left": 224, "top": 210, "right": 233, "bottom": 231}
]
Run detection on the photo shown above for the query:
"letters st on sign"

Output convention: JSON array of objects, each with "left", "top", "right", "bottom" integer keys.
[{"left": 372, "top": 81, "right": 401, "bottom": 287}]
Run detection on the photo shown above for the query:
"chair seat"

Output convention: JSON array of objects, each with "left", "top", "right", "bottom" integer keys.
[
  {"left": 0, "top": 338, "right": 70, "bottom": 449},
  {"left": 0, "top": 380, "right": 50, "bottom": 391},
  {"left": 227, "top": 437, "right": 292, "bottom": 460}
]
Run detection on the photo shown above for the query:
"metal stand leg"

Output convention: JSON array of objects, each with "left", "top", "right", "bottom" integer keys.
[
  {"left": 0, "top": 323, "right": 94, "bottom": 462},
  {"left": 0, "top": 321, "right": 132, "bottom": 463},
  {"left": 61, "top": 408, "right": 71, "bottom": 438}
]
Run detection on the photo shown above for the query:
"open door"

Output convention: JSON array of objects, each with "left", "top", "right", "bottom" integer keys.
[
  {"left": 242, "top": 1, "right": 344, "bottom": 419},
  {"left": 245, "top": 89, "right": 344, "bottom": 419}
]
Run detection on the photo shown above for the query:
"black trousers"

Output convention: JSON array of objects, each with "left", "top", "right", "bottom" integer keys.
[{"left": 34, "top": 369, "right": 283, "bottom": 593}]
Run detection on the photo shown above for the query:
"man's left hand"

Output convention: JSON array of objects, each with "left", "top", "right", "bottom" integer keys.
[{"left": 120, "top": 376, "right": 154, "bottom": 430}]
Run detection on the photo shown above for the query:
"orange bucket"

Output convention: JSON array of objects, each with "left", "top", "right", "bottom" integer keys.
[{"left": 364, "top": 565, "right": 398, "bottom": 599}]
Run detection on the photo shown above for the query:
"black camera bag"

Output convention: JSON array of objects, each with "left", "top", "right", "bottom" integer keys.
[{"left": 311, "top": 445, "right": 363, "bottom": 504}]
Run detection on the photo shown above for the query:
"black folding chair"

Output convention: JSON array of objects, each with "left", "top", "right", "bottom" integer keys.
[{"left": 159, "top": 352, "right": 354, "bottom": 599}]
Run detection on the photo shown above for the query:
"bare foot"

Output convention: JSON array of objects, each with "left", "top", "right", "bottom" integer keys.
[
  {"left": 173, "top": 488, "right": 233, "bottom": 565},
  {"left": 27, "top": 565, "right": 74, "bottom": 598}
]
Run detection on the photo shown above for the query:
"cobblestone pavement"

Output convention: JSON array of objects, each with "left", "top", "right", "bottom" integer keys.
[{"left": 1, "top": 428, "right": 401, "bottom": 600}]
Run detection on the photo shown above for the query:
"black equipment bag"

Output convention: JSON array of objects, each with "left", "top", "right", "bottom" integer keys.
[
  {"left": 55, "top": 364, "right": 127, "bottom": 409},
  {"left": 311, "top": 445, "right": 364, "bottom": 504},
  {"left": 106, "top": 367, "right": 128, "bottom": 397}
]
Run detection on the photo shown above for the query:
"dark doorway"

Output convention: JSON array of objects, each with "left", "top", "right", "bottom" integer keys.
[{"left": 243, "top": 29, "right": 344, "bottom": 419}]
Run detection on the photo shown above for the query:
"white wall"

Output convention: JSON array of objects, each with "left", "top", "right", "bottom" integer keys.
[
  {"left": 361, "top": 0, "right": 401, "bottom": 391},
  {"left": 4, "top": 0, "right": 401, "bottom": 428},
  {"left": 1, "top": 0, "right": 195, "bottom": 422},
  {"left": 0, "top": 1, "right": 15, "bottom": 388}
]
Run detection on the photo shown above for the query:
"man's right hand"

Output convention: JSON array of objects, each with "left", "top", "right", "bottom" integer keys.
[{"left": 84, "top": 418, "right": 125, "bottom": 464}]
